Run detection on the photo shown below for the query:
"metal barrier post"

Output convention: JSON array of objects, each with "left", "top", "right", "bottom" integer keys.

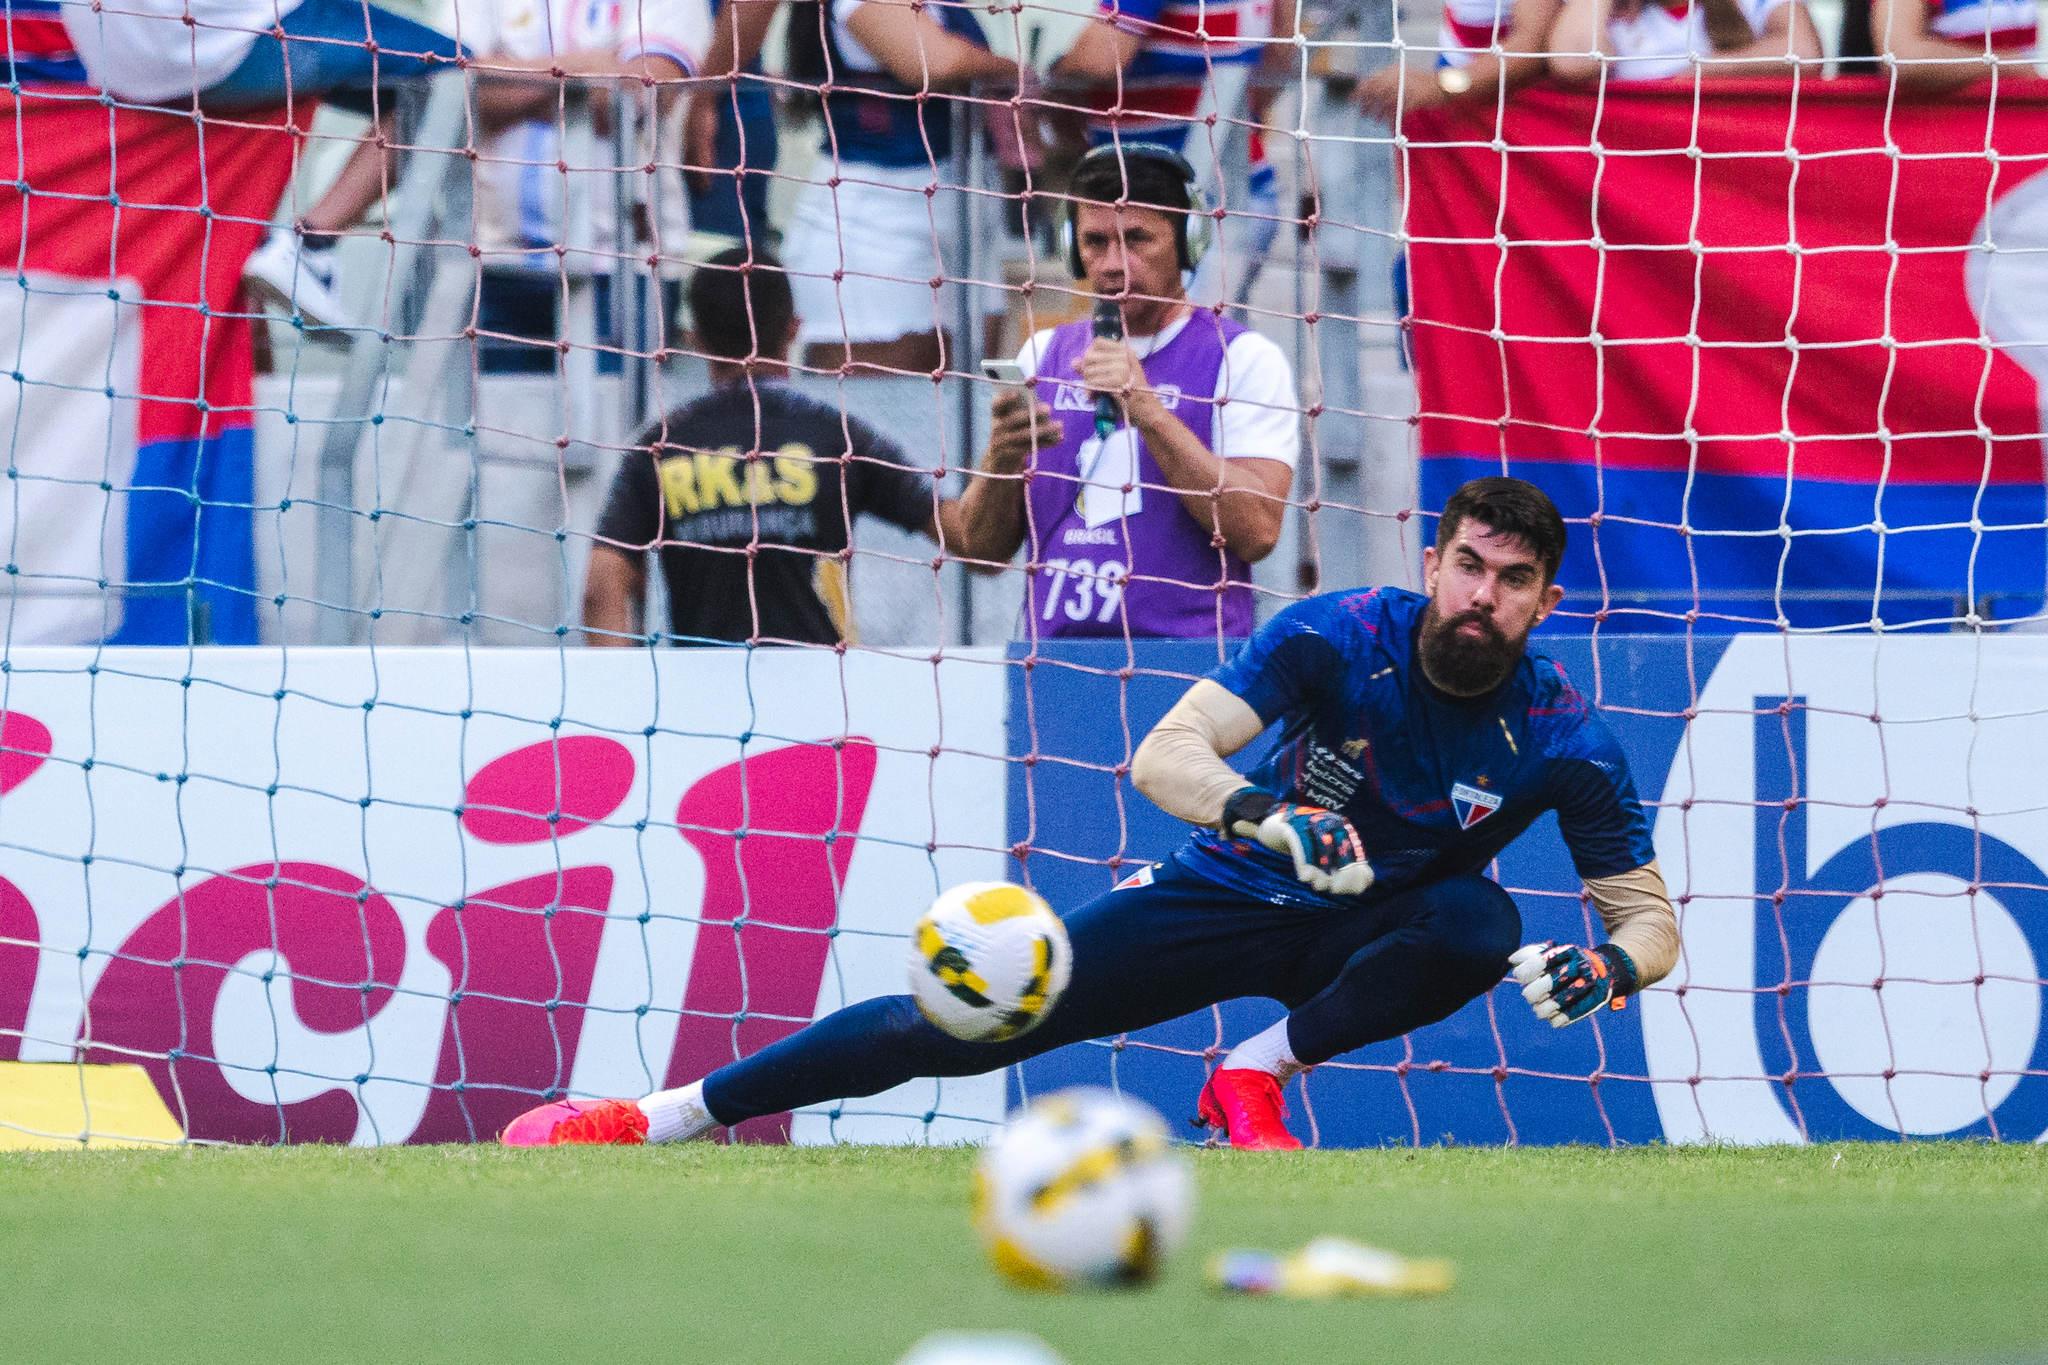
[
  {"left": 953, "top": 98, "right": 986, "bottom": 647},
  {"left": 311, "top": 71, "right": 470, "bottom": 644},
  {"left": 1298, "top": 0, "right": 1401, "bottom": 594}
]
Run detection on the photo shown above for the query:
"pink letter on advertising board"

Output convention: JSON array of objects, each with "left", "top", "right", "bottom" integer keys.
[
  {"left": 666, "top": 740, "right": 878, "bottom": 1143},
  {"left": 81, "top": 863, "right": 407, "bottom": 1143}
]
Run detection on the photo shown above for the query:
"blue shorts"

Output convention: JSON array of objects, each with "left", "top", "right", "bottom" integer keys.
[{"left": 202, "top": 0, "right": 466, "bottom": 116}]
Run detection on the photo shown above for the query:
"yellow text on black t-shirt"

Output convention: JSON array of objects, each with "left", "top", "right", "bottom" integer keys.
[{"left": 659, "top": 444, "right": 821, "bottom": 519}]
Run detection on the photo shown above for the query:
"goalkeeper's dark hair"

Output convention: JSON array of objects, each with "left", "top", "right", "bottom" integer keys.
[
  {"left": 1436, "top": 477, "right": 1568, "bottom": 584},
  {"left": 689, "top": 245, "right": 795, "bottom": 363}
]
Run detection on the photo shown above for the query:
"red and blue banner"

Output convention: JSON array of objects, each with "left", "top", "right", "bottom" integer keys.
[
  {"left": 0, "top": 72, "right": 293, "bottom": 643},
  {"left": 1405, "top": 80, "right": 2048, "bottom": 631}
]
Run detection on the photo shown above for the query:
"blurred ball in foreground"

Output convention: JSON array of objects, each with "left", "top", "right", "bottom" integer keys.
[{"left": 975, "top": 1087, "right": 1193, "bottom": 1289}]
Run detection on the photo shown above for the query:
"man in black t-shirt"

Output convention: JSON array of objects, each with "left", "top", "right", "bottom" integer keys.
[{"left": 585, "top": 246, "right": 980, "bottom": 646}]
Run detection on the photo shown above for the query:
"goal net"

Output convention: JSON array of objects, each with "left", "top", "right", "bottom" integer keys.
[{"left": 2, "top": 0, "right": 2046, "bottom": 1149}]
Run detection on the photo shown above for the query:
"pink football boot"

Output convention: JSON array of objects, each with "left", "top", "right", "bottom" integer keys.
[
  {"left": 499, "top": 1098, "right": 649, "bottom": 1147},
  {"left": 1196, "top": 1069, "right": 1305, "bottom": 1150}
]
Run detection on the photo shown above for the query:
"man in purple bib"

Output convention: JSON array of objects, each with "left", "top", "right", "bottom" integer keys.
[{"left": 953, "top": 144, "right": 1301, "bottom": 641}]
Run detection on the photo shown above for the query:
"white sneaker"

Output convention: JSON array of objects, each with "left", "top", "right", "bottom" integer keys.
[{"left": 242, "top": 229, "right": 353, "bottom": 331}]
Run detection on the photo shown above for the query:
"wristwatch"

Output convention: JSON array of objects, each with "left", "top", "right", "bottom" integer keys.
[{"left": 1436, "top": 65, "right": 1474, "bottom": 96}]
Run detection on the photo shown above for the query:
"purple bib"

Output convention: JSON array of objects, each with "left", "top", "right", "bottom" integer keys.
[{"left": 1023, "top": 313, "right": 1256, "bottom": 639}]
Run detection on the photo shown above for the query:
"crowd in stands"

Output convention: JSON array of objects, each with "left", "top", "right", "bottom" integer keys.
[
  {"left": 12, "top": 0, "right": 2043, "bottom": 647},
  {"left": 1357, "top": 0, "right": 2034, "bottom": 117}
]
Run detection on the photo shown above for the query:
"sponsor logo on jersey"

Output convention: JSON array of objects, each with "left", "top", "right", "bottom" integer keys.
[{"left": 1451, "top": 780, "right": 1502, "bottom": 828}]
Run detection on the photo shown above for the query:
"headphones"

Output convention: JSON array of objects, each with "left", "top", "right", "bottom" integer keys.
[{"left": 1060, "top": 142, "right": 1213, "bottom": 279}]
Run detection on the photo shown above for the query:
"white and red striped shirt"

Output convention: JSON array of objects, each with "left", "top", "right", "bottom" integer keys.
[
  {"left": 1084, "top": 0, "right": 1275, "bottom": 142},
  {"left": 1922, "top": 0, "right": 2037, "bottom": 51},
  {"left": 1437, "top": 0, "right": 1517, "bottom": 68},
  {"left": 1603, "top": 0, "right": 1797, "bottom": 80},
  {"left": 3, "top": 0, "right": 90, "bottom": 86}
]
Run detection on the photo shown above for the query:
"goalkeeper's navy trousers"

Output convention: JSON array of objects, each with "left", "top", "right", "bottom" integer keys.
[{"left": 699, "top": 854, "right": 1520, "bottom": 1127}]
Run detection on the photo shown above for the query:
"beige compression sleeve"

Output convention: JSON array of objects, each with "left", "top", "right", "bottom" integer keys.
[
  {"left": 1130, "top": 680, "right": 1268, "bottom": 828},
  {"left": 1584, "top": 860, "right": 1681, "bottom": 989}
]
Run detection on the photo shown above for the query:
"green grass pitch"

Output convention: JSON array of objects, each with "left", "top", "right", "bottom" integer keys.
[{"left": 4, "top": 1143, "right": 2045, "bottom": 1363}]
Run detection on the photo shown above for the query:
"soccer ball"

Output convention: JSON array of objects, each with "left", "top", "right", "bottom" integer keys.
[
  {"left": 975, "top": 1087, "right": 1194, "bottom": 1290},
  {"left": 908, "top": 881, "right": 1072, "bottom": 1043}
]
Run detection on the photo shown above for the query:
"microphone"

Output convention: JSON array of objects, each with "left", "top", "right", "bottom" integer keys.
[{"left": 1091, "top": 297, "right": 1123, "bottom": 439}]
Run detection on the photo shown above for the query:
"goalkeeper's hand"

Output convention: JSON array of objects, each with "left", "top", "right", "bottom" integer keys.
[
  {"left": 1509, "top": 941, "right": 1641, "bottom": 1027},
  {"left": 1222, "top": 788, "right": 1375, "bottom": 897}
]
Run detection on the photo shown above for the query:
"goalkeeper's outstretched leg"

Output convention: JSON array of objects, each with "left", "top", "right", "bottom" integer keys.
[
  {"left": 503, "top": 859, "right": 1267, "bottom": 1146},
  {"left": 500, "top": 861, "right": 1521, "bottom": 1149}
]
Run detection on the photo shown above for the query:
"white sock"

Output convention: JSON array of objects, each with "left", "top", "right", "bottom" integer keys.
[
  {"left": 639, "top": 1081, "right": 719, "bottom": 1143},
  {"left": 1222, "top": 1019, "right": 1306, "bottom": 1082}
]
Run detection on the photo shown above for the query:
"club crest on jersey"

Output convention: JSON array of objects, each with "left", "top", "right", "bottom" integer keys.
[
  {"left": 1113, "top": 863, "right": 1158, "bottom": 891},
  {"left": 1451, "top": 781, "right": 1502, "bottom": 829}
]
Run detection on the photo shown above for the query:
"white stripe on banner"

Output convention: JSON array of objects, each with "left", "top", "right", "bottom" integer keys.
[{"left": 0, "top": 271, "right": 140, "bottom": 644}]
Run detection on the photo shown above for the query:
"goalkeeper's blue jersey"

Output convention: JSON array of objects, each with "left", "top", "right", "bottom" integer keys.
[{"left": 1177, "top": 586, "right": 1656, "bottom": 908}]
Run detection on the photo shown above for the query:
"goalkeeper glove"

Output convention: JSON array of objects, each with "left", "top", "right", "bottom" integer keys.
[
  {"left": 1509, "top": 941, "right": 1641, "bottom": 1027},
  {"left": 1222, "top": 788, "right": 1375, "bottom": 897}
]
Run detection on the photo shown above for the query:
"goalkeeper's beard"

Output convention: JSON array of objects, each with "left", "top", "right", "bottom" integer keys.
[{"left": 1419, "top": 603, "right": 1524, "bottom": 697}]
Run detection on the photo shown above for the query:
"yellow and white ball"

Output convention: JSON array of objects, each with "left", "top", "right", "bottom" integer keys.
[
  {"left": 908, "top": 882, "right": 1072, "bottom": 1043},
  {"left": 974, "top": 1088, "right": 1194, "bottom": 1290}
]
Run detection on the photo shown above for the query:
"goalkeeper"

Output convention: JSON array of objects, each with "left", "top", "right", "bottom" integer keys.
[{"left": 504, "top": 476, "right": 1681, "bottom": 1150}]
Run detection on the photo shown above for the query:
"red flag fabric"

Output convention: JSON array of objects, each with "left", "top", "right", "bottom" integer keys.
[{"left": 1405, "top": 80, "right": 2048, "bottom": 629}]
